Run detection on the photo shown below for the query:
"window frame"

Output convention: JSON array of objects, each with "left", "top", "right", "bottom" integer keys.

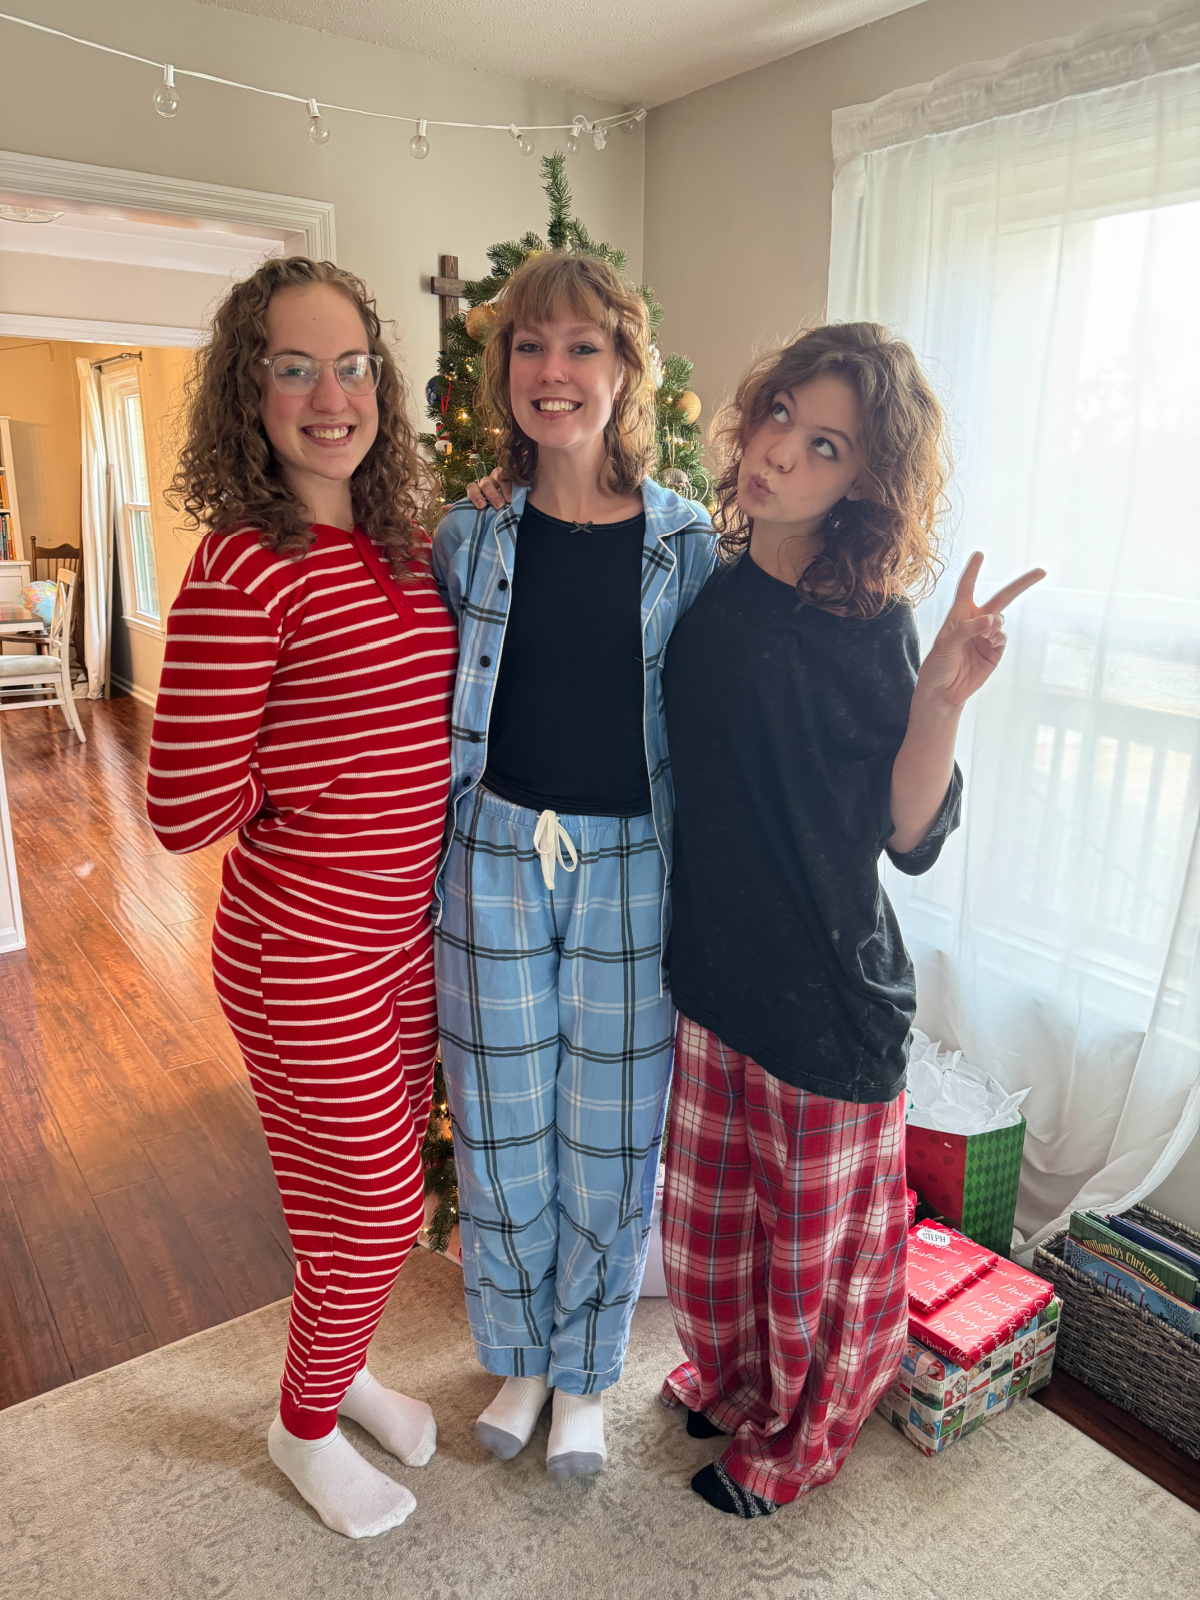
[{"left": 99, "top": 364, "right": 162, "bottom": 633}]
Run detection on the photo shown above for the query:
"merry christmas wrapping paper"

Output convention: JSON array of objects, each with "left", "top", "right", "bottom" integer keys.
[
  {"left": 907, "top": 1253, "right": 1055, "bottom": 1370},
  {"left": 906, "top": 1223, "right": 999, "bottom": 1314}
]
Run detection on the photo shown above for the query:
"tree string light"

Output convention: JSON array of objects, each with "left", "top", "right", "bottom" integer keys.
[{"left": 0, "top": 11, "right": 646, "bottom": 150}]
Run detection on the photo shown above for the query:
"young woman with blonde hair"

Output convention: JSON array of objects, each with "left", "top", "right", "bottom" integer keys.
[
  {"left": 147, "top": 257, "right": 458, "bottom": 1538},
  {"left": 433, "top": 250, "right": 716, "bottom": 1480}
]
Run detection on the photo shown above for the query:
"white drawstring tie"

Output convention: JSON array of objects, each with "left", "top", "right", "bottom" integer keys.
[{"left": 533, "top": 809, "right": 578, "bottom": 891}]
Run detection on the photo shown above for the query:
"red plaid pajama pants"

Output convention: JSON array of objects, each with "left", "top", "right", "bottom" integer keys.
[{"left": 661, "top": 1016, "right": 909, "bottom": 1505}]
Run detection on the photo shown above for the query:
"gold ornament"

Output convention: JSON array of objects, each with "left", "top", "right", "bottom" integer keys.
[
  {"left": 674, "top": 390, "right": 702, "bottom": 425},
  {"left": 465, "top": 302, "right": 498, "bottom": 341}
]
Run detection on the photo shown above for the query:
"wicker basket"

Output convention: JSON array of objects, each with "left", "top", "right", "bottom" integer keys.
[{"left": 1032, "top": 1204, "right": 1200, "bottom": 1460}]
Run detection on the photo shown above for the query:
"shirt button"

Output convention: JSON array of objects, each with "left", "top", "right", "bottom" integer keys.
[
  {"left": 480, "top": 655, "right": 491, "bottom": 667},
  {"left": 498, "top": 579, "right": 509, "bottom": 591},
  {"left": 467, "top": 732, "right": 483, "bottom": 743}
]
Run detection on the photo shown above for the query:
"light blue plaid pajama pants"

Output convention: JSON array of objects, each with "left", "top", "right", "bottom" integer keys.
[{"left": 433, "top": 787, "right": 674, "bottom": 1394}]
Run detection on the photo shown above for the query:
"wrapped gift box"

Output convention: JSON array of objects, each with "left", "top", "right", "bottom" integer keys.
[
  {"left": 908, "top": 1250, "right": 1055, "bottom": 1369},
  {"left": 906, "top": 1223, "right": 998, "bottom": 1314},
  {"left": 877, "top": 1297, "right": 1061, "bottom": 1455}
]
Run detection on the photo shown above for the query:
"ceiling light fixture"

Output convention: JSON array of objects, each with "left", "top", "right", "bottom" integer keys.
[{"left": 0, "top": 203, "right": 64, "bottom": 223}]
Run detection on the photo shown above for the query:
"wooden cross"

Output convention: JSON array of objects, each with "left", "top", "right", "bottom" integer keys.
[{"left": 430, "top": 254, "right": 466, "bottom": 351}]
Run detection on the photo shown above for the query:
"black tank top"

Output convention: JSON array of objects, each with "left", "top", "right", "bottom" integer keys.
[{"left": 482, "top": 499, "right": 652, "bottom": 817}]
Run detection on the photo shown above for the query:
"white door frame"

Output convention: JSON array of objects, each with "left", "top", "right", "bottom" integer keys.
[{"left": 0, "top": 149, "right": 337, "bottom": 346}]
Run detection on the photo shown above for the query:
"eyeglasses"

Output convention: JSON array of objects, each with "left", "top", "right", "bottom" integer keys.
[{"left": 257, "top": 353, "right": 383, "bottom": 395}]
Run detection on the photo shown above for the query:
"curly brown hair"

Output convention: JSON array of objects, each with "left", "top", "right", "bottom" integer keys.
[
  {"left": 475, "top": 252, "right": 657, "bottom": 495},
  {"left": 711, "top": 322, "right": 949, "bottom": 617},
  {"left": 170, "top": 256, "right": 432, "bottom": 575}
]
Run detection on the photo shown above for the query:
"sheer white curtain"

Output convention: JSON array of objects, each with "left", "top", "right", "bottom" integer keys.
[
  {"left": 828, "top": 3, "right": 1200, "bottom": 1255},
  {"left": 76, "top": 357, "right": 111, "bottom": 699}
]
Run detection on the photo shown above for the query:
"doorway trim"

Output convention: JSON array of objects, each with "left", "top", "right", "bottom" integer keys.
[
  {"left": 0, "top": 312, "right": 203, "bottom": 346},
  {"left": 0, "top": 149, "right": 336, "bottom": 260}
]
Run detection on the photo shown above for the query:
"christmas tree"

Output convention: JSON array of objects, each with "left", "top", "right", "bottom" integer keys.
[{"left": 419, "top": 152, "right": 709, "bottom": 511}]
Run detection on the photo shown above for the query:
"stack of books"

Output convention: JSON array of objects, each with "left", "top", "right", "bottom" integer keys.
[
  {"left": 1064, "top": 1211, "right": 1200, "bottom": 1338},
  {"left": 0, "top": 467, "right": 13, "bottom": 561}
]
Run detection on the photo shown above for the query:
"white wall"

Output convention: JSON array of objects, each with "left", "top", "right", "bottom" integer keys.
[
  {"left": 0, "top": 253, "right": 231, "bottom": 330},
  {"left": 0, "top": 0, "right": 645, "bottom": 405}
]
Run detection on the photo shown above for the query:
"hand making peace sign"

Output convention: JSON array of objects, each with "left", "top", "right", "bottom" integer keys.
[{"left": 916, "top": 552, "right": 1046, "bottom": 709}]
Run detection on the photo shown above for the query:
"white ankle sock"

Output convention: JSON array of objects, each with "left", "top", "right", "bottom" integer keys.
[
  {"left": 338, "top": 1367, "right": 437, "bottom": 1466},
  {"left": 546, "top": 1389, "right": 607, "bottom": 1482},
  {"left": 475, "top": 1374, "right": 551, "bottom": 1460},
  {"left": 267, "top": 1414, "right": 416, "bottom": 1538}
]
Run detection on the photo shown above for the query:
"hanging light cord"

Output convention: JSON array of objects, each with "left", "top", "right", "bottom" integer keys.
[{"left": 0, "top": 11, "right": 647, "bottom": 135}]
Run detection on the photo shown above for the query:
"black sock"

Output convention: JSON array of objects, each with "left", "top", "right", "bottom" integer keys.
[
  {"left": 685, "top": 1409, "right": 729, "bottom": 1439},
  {"left": 691, "top": 1461, "right": 777, "bottom": 1518}
]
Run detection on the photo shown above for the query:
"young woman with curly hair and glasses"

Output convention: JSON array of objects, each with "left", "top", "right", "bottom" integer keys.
[
  {"left": 434, "top": 250, "right": 717, "bottom": 1482},
  {"left": 146, "top": 257, "right": 459, "bottom": 1539},
  {"left": 656, "top": 323, "right": 1044, "bottom": 1517}
]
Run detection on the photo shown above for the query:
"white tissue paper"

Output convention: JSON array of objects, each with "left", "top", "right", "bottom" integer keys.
[{"left": 906, "top": 1030, "right": 1030, "bottom": 1136}]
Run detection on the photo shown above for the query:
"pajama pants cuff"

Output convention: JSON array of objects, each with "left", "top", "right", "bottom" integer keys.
[
  {"left": 279, "top": 1388, "right": 339, "bottom": 1440},
  {"left": 720, "top": 1449, "right": 804, "bottom": 1507},
  {"left": 472, "top": 1341, "right": 624, "bottom": 1394}
]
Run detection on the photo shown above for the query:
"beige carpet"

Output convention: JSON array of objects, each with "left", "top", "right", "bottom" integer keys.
[{"left": 1, "top": 1250, "right": 1195, "bottom": 1600}]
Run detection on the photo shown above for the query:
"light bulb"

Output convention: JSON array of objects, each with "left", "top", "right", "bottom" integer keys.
[
  {"left": 153, "top": 65, "right": 180, "bottom": 118},
  {"left": 624, "top": 108, "right": 647, "bottom": 134},
  {"left": 565, "top": 135, "right": 579, "bottom": 155},
  {"left": 593, "top": 126, "right": 607, "bottom": 150},
  {"left": 519, "top": 135, "right": 535, "bottom": 157},
  {"left": 306, "top": 99, "right": 329, "bottom": 144},
  {"left": 410, "top": 119, "right": 430, "bottom": 160}
]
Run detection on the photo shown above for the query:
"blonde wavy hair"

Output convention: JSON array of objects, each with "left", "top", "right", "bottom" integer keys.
[
  {"left": 170, "top": 257, "right": 432, "bottom": 574},
  {"left": 711, "top": 323, "right": 949, "bottom": 617},
  {"left": 475, "top": 252, "right": 657, "bottom": 494}
]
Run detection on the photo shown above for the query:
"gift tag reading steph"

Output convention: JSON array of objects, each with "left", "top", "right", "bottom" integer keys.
[{"left": 917, "top": 1226, "right": 951, "bottom": 1249}]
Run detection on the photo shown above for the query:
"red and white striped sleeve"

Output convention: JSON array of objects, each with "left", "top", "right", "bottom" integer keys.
[{"left": 146, "top": 536, "right": 280, "bottom": 855}]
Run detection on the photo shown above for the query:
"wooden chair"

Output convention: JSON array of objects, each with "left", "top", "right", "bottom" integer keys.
[
  {"left": 32, "top": 542, "right": 85, "bottom": 663},
  {"left": 0, "top": 541, "right": 85, "bottom": 658},
  {"left": 0, "top": 569, "right": 86, "bottom": 742}
]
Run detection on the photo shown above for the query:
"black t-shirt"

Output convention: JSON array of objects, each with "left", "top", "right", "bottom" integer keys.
[
  {"left": 663, "top": 552, "right": 962, "bottom": 1104},
  {"left": 483, "top": 500, "right": 652, "bottom": 817}
]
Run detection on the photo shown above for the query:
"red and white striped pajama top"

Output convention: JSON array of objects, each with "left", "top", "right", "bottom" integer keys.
[
  {"left": 147, "top": 522, "right": 458, "bottom": 949},
  {"left": 147, "top": 523, "right": 458, "bottom": 1436}
]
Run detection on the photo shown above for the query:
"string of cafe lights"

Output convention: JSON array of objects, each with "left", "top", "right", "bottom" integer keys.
[{"left": 0, "top": 11, "right": 647, "bottom": 158}]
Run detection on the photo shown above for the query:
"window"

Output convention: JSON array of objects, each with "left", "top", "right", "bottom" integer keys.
[
  {"left": 100, "top": 365, "right": 160, "bottom": 625},
  {"left": 828, "top": 20, "right": 1200, "bottom": 1247}
]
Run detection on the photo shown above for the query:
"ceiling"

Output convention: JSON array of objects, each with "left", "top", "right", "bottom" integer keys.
[
  {"left": 203, "top": 0, "right": 928, "bottom": 107},
  {"left": 0, "top": 195, "right": 294, "bottom": 277}
]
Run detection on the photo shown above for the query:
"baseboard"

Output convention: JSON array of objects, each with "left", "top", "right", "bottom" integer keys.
[{"left": 110, "top": 675, "right": 157, "bottom": 709}]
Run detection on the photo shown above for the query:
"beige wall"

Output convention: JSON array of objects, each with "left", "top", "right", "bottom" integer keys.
[
  {"left": 0, "top": 336, "right": 196, "bottom": 700},
  {"left": 1, "top": 0, "right": 645, "bottom": 391},
  {"left": 643, "top": 0, "right": 1146, "bottom": 421},
  {"left": 0, "top": 337, "right": 80, "bottom": 554}
]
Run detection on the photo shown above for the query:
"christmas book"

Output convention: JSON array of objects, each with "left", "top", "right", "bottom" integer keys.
[
  {"left": 1069, "top": 1212, "right": 1198, "bottom": 1305},
  {"left": 907, "top": 1253, "right": 1055, "bottom": 1369},
  {"left": 1063, "top": 1237, "right": 1200, "bottom": 1338},
  {"left": 906, "top": 1223, "right": 998, "bottom": 1315},
  {"left": 1100, "top": 1213, "right": 1200, "bottom": 1283}
]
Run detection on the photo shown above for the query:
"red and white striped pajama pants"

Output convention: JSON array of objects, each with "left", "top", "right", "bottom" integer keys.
[
  {"left": 661, "top": 1016, "right": 909, "bottom": 1505},
  {"left": 212, "top": 894, "right": 438, "bottom": 1438}
]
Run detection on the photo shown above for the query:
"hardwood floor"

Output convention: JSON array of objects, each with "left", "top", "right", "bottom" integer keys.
[{"left": 0, "top": 696, "right": 293, "bottom": 1409}]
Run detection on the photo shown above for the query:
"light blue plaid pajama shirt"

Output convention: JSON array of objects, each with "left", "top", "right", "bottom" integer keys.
[{"left": 431, "top": 482, "right": 717, "bottom": 1393}]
